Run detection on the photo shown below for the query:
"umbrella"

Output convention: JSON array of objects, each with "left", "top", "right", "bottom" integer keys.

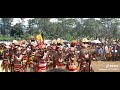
[
  {"left": 113, "top": 42, "right": 117, "bottom": 44},
  {"left": 82, "top": 38, "right": 88, "bottom": 42},
  {"left": 91, "top": 40, "right": 101, "bottom": 43},
  {"left": 13, "top": 40, "right": 18, "bottom": 44},
  {"left": 44, "top": 40, "right": 51, "bottom": 45},
  {"left": 52, "top": 39, "right": 57, "bottom": 44},
  {"left": 57, "top": 38, "right": 61, "bottom": 43}
]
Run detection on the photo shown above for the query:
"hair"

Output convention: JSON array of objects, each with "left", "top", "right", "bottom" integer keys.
[{"left": 47, "top": 68, "right": 69, "bottom": 72}]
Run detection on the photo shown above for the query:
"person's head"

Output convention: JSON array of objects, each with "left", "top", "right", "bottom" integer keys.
[
  {"left": 30, "top": 36, "right": 35, "bottom": 41},
  {"left": 47, "top": 68, "right": 69, "bottom": 72}
]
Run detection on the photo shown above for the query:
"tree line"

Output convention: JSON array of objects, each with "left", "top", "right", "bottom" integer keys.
[{"left": 0, "top": 18, "right": 120, "bottom": 41}]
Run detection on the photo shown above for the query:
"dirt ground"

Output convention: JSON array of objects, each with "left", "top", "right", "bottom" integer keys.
[
  {"left": 0, "top": 60, "right": 120, "bottom": 72},
  {"left": 91, "top": 61, "right": 120, "bottom": 72},
  {"left": 49, "top": 60, "right": 120, "bottom": 72}
]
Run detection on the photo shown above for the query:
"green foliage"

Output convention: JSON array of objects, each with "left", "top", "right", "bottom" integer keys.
[
  {"left": 10, "top": 23, "right": 24, "bottom": 37},
  {"left": 0, "top": 35, "right": 14, "bottom": 41},
  {"left": 0, "top": 18, "right": 120, "bottom": 42}
]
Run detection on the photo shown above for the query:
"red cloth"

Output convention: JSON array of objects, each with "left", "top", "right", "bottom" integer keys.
[
  {"left": 38, "top": 41, "right": 44, "bottom": 49},
  {"left": 14, "top": 65, "right": 21, "bottom": 68},
  {"left": 69, "top": 68, "right": 77, "bottom": 71},
  {"left": 38, "top": 44, "right": 43, "bottom": 48},
  {"left": 40, "top": 40, "right": 44, "bottom": 45},
  {"left": 56, "top": 63, "right": 63, "bottom": 67},
  {"left": 38, "top": 69, "right": 42, "bottom": 72},
  {"left": 23, "top": 56, "right": 28, "bottom": 60},
  {"left": 20, "top": 69, "right": 24, "bottom": 72},
  {"left": 51, "top": 46, "right": 59, "bottom": 51}
]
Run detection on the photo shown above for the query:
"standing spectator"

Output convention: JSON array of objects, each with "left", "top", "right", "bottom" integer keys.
[
  {"left": 108, "top": 46, "right": 112, "bottom": 61},
  {"left": 98, "top": 46, "right": 103, "bottom": 61},
  {"left": 116, "top": 44, "right": 120, "bottom": 61},
  {"left": 111, "top": 43, "right": 117, "bottom": 61},
  {"left": 102, "top": 44, "right": 106, "bottom": 60},
  {"left": 104, "top": 44, "right": 109, "bottom": 61}
]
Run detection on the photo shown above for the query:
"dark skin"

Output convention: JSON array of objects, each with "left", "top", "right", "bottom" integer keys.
[
  {"left": 79, "top": 53, "right": 94, "bottom": 72},
  {"left": 0, "top": 46, "right": 4, "bottom": 60},
  {"left": 12, "top": 47, "right": 25, "bottom": 72},
  {"left": 0, "top": 40, "right": 96, "bottom": 72},
  {"left": 1, "top": 48, "right": 11, "bottom": 72}
]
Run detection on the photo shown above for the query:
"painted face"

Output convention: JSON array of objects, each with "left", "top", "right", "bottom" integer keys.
[
  {"left": 15, "top": 46, "right": 19, "bottom": 49},
  {"left": 85, "top": 54, "right": 89, "bottom": 58},
  {"left": 52, "top": 46, "right": 56, "bottom": 50},
  {"left": 5, "top": 52, "right": 9, "bottom": 56},
  {"left": 58, "top": 58, "right": 62, "bottom": 62},
  {"left": 16, "top": 51, "right": 21, "bottom": 56},
  {"left": 27, "top": 47, "right": 31, "bottom": 51}
]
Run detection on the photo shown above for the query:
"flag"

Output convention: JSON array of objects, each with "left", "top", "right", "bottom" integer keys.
[
  {"left": 36, "top": 33, "right": 44, "bottom": 48},
  {"left": 40, "top": 33, "right": 44, "bottom": 45},
  {"left": 36, "top": 34, "right": 42, "bottom": 42},
  {"left": 36, "top": 33, "right": 44, "bottom": 43}
]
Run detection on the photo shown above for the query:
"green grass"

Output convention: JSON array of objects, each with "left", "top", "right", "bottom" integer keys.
[{"left": 0, "top": 35, "right": 30, "bottom": 41}]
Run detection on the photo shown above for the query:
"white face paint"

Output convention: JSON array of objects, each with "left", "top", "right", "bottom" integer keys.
[
  {"left": 22, "top": 44, "right": 26, "bottom": 47},
  {"left": 6, "top": 46, "right": 10, "bottom": 49},
  {"left": 27, "top": 48, "right": 31, "bottom": 51},
  {"left": 47, "top": 44, "right": 50, "bottom": 47},
  {"left": 68, "top": 44, "right": 70, "bottom": 48},
  {"left": 43, "top": 52, "right": 47, "bottom": 59},
  {"left": 18, "top": 47, "right": 21, "bottom": 51},
  {"left": 85, "top": 54, "right": 89, "bottom": 58},
  {"left": 15, "top": 46, "right": 18, "bottom": 48},
  {"left": 16, "top": 55, "right": 23, "bottom": 61},
  {"left": 77, "top": 51, "right": 80, "bottom": 53}
]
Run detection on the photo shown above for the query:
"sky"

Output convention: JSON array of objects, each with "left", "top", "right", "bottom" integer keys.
[
  {"left": 12, "top": 18, "right": 100, "bottom": 26},
  {"left": 12, "top": 18, "right": 33, "bottom": 26},
  {"left": 12, "top": 18, "right": 57, "bottom": 26}
]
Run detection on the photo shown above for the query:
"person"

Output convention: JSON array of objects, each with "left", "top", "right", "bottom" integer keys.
[
  {"left": 12, "top": 42, "right": 24, "bottom": 72},
  {"left": 0, "top": 45, "right": 3, "bottom": 60},
  {"left": 108, "top": 46, "right": 112, "bottom": 61},
  {"left": 66, "top": 56, "right": 79, "bottom": 72},
  {"left": 117, "top": 43, "right": 120, "bottom": 60},
  {"left": 116, "top": 44, "right": 120, "bottom": 61},
  {"left": 21, "top": 40, "right": 27, "bottom": 48},
  {"left": 37, "top": 56, "right": 47, "bottom": 72},
  {"left": 111, "top": 44, "right": 118, "bottom": 61},
  {"left": 29, "top": 36, "right": 38, "bottom": 47},
  {"left": 1, "top": 46, "right": 10, "bottom": 72},
  {"left": 98, "top": 46, "right": 103, "bottom": 61},
  {"left": 104, "top": 44, "right": 109, "bottom": 60}
]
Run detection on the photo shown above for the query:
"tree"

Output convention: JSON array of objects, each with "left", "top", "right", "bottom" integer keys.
[
  {"left": 74, "top": 19, "right": 84, "bottom": 38},
  {"left": 82, "top": 18, "right": 101, "bottom": 39},
  {"left": 110, "top": 19, "right": 120, "bottom": 40},
  {"left": 23, "top": 18, "right": 120, "bottom": 41},
  {"left": 11, "top": 23, "right": 24, "bottom": 37},
  {"left": 0, "top": 18, "right": 13, "bottom": 36},
  {"left": 100, "top": 18, "right": 120, "bottom": 40},
  {"left": 27, "top": 19, "right": 37, "bottom": 35}
]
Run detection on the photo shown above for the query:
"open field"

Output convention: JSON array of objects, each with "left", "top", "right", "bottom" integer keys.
[{"left": 91, "top": 61, "right": 120, "bottom": 72}]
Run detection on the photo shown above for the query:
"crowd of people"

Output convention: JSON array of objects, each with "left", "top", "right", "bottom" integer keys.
[{"left": 0, "top": 36, "right": 119, "bottom": 72}]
